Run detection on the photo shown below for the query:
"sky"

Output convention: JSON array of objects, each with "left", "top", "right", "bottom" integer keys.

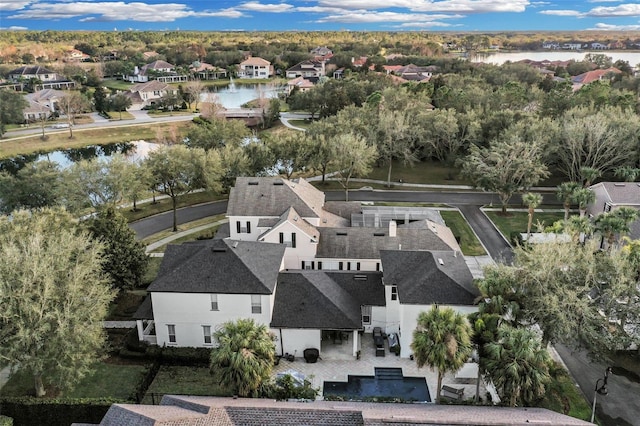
[{"left": 2, "top": 0, "right": 640, "bottom": 32}]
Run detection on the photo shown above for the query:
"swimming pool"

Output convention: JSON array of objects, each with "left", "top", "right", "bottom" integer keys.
[{"left": 323, "top": 367, "right": 431, "bottom": 402}]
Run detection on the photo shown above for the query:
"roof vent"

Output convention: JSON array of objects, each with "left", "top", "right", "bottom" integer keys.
[
  {"left": 273, "top": 181, "right": 284, "bottom": 186},
  {"left": 614, "top": 183, "right": 625, "bottom": 187},
  {"left": 212, "top": 247, "right": 227, "bottom": 253},
  {"left": 232, "top": 241, "right": 238, "bottom": 248},
  {"left": 438, "top": 258, "right": 444, "bottom": 265},
  {"left": 294, "top": 216, "right": 298, "bottom": 221},
  {"left": 248, "top": 181, "right": 259, "bottom": 185},
  {"left": 354, "top": 275, "right": 367, "bottom": 280},
  {"left": 373, "top": 232, "right": 385, "bottom": 237},
  {"left": 337, "top": 232, "right": 347, "bottom": 236}
]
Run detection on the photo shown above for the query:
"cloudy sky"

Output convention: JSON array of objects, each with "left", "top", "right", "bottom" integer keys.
[{"left": 2, "top": 0, "right": 640, "bottom": 31}]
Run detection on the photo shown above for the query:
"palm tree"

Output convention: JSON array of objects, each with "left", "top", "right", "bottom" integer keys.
[
  {"left": 210, "top": 318, "right": 276, "bottom": 397},
  {"left": 595, "top": 208, "right": 639, "bottom": 250},
  {"left": 522, "top": 192, "right": 543, "bottom": 239},
  {"left": 580, "top": 166, "right": 601, "bottom": 188},
  {"left": 565, "top": 216, "right": 594, "bottom": 243},
  {"left": 411, "top": 306, "right": 473, "bottom": 403},
  {"left": 484, "top": 325, "right": 551, "bottom": 407},
  {"left": 614, "top": 166, "right": 640, "bottom": 182},
  {"left": 556, "top": 182, "right": 580, "bottom": 222},
  {"left": 571, "top": 188, "right": 595, "bottom": 218}
]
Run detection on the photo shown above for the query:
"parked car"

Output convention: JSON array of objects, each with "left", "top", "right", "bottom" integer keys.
[{"left": 51, "top": 123, "right": 71, "bottom": 129}]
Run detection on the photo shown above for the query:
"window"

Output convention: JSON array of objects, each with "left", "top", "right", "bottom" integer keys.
[
  {"left": 362, "top": 306, "right": 372, "bottom": 325},
  {"left": 167, "top": 325, "right": 176, "bottom": 343},
  {"left": 347, "top": 262, "right": 351, "bottom": 271},
  {"left": 376, "top": 262, "right": 381, "bottom": 272},
  {"left": 339, "top": 262, "right": 343, "bottom": 271},
  {"left": 210, "top": 294, "right": 219, "bottom": 311},
  {"left": 246, "top": 221, "right": 251, "bottom": 233},
  {"left": 236, "top": 221, "right": 241, "bottom": 234},
  {"left": 291, "top": 233, "right": 296, "bottom": 248},
  {"left": 391, "top": 286, "right": 398, "bottom": 301},
  {"left": 203, "top": 326, "right": 212, "bottom": 345},
  {"left": 356, "top": 262, "right": 361, "bottom": 271},
  {"left": 279, "top": 232, "right": 284, "bottom": 244},
  {"left": 251, "top": 295, "right": 262, "bottom": 314},
  {"left": 317, "top": 261, "right": 322, "bottom": 270}
]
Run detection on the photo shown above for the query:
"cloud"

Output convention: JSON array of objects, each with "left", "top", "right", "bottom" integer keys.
[
  {"left": 316, "top": 0, "right": 529, "bottom": 13},
  {"left": 317, "top": 11, "right": 463, "bottom": 23},
  {"left": 0, "top": 25, "right": 29, "bottom": 30},
  {"left": 7, "top": 2, "right": 244, "bottom": 22},
  {"left": 586, "top": 4, "right": 640, "bottom": 17},
  {"left": 0, "top": 1, "right": 33, "bottom": 11},
  {"left": 394, "top": 21, "right": 459, "bottom": 27},
  {"left": 589, "top": 22, "right": 640, "bottom": 30},
  {"left": 539, "top": 9, "right": 583, "bottom": 16},
  {"left": 237, "top": 2, "right": 294, "bottom": 13}
]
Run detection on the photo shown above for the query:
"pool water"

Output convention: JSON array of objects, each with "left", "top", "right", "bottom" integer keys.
[{"left": 323, "top": 367, "right": 431, "bottom": 402}]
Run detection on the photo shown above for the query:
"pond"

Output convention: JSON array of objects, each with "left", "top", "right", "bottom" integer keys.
[
  {"left": 0, "top": 140, "right": 158, "bottom": 174},
  {"left": 201, "top": 81, "right": 283, "bottom": 108}
]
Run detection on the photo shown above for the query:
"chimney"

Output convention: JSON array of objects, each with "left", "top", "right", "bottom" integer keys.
[{"left": 389, "top": 220, "right": 397, "bottom": 237}]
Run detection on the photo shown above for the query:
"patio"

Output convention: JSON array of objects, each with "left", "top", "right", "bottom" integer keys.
[{"left": 273, "top": 332, "right": 485, "bottom": 402}]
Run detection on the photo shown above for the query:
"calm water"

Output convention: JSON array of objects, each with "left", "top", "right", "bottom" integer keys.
[
  {"left": 0, "top": 140, "right": 158, "bottom": 174},
  {"left": 472, "top": 51, "right": 640, "bottom": 65},
  {"left": 201, "top": 82, "right": 282, "bottom": 108}
]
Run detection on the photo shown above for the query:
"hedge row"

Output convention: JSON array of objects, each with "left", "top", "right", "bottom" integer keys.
[{"left": 0, "top": 397, "right": 121, "bottom": 426}]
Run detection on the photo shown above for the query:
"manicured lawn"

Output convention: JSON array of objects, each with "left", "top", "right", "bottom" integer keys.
[
  {"left": 101, "top": 78, "right": 134, "bottom": 91},
  {"left": 0, "top": 122, "right": 191, "bottom": 159},
  {"left": 142, "top": 257, "right": 163, "bottom": 287},
  {"left": 367, "top": 160, "right": 472, "bottom": 186},
  {"left": 121, "top": 190, "right": 226, "bottom": 223},
  {"left": 2, "top": 363, "right": 146, "bottom": 400},
  {"left": 288, "top": 119, "right": 312, "bottom": 129},
  {"left": 484, "top": 211, "right": 565, "bottom": 239},
  {"left": 540, "top": 366, "right": 592, "bottom": 422},
  {"left": 440, "top": 210, "right": 486, "bottom": 256},
  {"left": 142, "top": 366, "right": 231, "bottom": 404},
  {"left": 107, "top": 111, "right": 136, "bottom": 121}
]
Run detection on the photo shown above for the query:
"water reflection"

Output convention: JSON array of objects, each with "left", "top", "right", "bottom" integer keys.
[
  {"left": 202, "top": 83, "right": 282, "bottom": 108},
  {"left": 0, "top": 141, "right": 157, "bottom": 174}
]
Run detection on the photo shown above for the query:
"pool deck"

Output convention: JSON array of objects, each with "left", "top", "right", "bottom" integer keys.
[{"left": 273, "top": 338, "right": 485, "bottom": 403}]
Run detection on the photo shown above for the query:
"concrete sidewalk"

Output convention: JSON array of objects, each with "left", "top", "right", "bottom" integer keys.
[{"left": 145, "top": 219, "right": 229, "bottom": 255}]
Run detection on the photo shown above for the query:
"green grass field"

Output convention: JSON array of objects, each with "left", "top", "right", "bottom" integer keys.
[
  {"left": 540, "top": 365, "right": 593, "bottom": 422},
  {"left": 2, "top": 363, "right": 147, "bottom": 400},
  {"left": 440, "top": 210, "right": 486, "bottom": 256},
  {"left": 141, "top": 366, "right": 231, "bottom": 404},
  {"left": 484, "top": 211, "right": 565, "bottom": 239}
]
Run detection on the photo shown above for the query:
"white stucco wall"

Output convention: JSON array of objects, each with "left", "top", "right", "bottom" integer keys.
[
  {"left": 398, "top": 304, "right": 478, "bottom": 358},
  {"left": 364, "top": 305, "right": 387, "bottom": 333},
  {"left": 261, "top": 221, "right": 318, "bottom": 270},
  {"left": 152, "top": 292, "right": 272, "bottom": 347},
  {"left": 385, "top": 286, "right": 401, "bottom": 335},
  {"left": 227, "top": 215, "right": 270, "bottom": 241},
  {"left": 312, "top": 258, "right": 381, "bottom": 272},
  {"left": 275, "top": 329, "right": 321, "bottom": 357}
]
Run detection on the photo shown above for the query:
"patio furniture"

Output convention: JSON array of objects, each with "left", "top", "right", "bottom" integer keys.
[
  {"left": 441, "top": 385, "right": 464, "bottom": 401},
  {"left": 303, "top": 348, "right": 320, "bottom": 363}
]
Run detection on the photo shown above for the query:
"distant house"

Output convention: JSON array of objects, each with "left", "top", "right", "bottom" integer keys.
[
  {"left": 310, "top": 46, "right": 333, "bottom": 61},
  {"left": 22, "top": 88, "right": 65, "bottom": 121},
  {"left": 286, "top": 76, "right": 316, "bottom": 94},
  {"left": 587, "top": 182, "right": 640, "bottom": 241},
  {"left": 393, "top": 64, "right": 434, "bottom": 82},
  {"left": 591, "top": 42, "right": 609, "bottom": 50},
  {"left": 351, "top": 56, "right": 368, "bottom": 67},
  {"left": 64, "top": 48, "right": 90, "bottom": 62},
  {"left": 189, "top": 61, "right": 227, "bottom": 80},
  {"left": 562, "top": 43, "right": 584, "bottom": 50},
  {"left": 237, "top": 56, "right": 273, "bottom": 79},
  {"left": 142, "top": 51, "right": 160, "bottom": 60},
  {"left": 135, "top": 177, "right": 478, "bottom": 359},
  {"left": 542, "top": 41, "right": 560, "bottom": 49},
  {"left": 126, "top": 60, "right": 187, "bottom": 83},
  {"left": 8, "top": 66, "right": 76, "bottom": 90},
  {"left": 285, "top": 60, "right": 325, "bottom": 79},
  {"left": 571, "top": 67, "right": 622, "bottom": 89},
  {"left": 123, "top": 80, "right": 177, "bottom": 110}
]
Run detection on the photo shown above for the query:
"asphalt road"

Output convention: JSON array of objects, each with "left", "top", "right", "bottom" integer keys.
[
  {"left": 456, "top": 204, "right": 513, "bottom": 264},
  {"left": 130, "top": 200, "right": 228, "bottom": 239}
]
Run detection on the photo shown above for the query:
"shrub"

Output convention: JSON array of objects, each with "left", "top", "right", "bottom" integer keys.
[
  {"left": 0, "top": 415, "right": 12, "bottom": 426},
  {"left": 266, "top": 374, "right": 318, "bottom": 401},
  {"left": 509, "top": 231, "right": 524, "bottom": 247},
  {"left": 0, "top": 397, "right": 120, "bottom": 426}
]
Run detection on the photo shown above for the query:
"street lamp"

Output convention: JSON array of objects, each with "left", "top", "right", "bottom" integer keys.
[{"left": 590, "top": 367, "right": 612, "bottom": 424}]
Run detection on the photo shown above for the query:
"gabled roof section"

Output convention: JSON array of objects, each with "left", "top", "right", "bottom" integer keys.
[
  {"left": 129, "top": 80, "right": 171, "bottom": 93},
  {"left": 271, "top": 271, "right": 380, "bottom": 329},
  {"left": 380, "top": 250, "right": 478, "bottom": 305},
  {"left": 258, "top": 206, "right": 318, "bottom": 242},
  {"left": 143, "top": 60, "right": 175, "bottom": 70},
  {"left": 241, "top": 56, "right": 270, "bottom": 66},
  {"left": 148, "top": 239, "right": 285, "bottom": 295},
  {"left": 590, "top": 182, "right": 640, "bottom": 206},
  {"left": 317, "top": 227, "right": 456, "bottom": 259},
  {"left": 228, "top": 177, "right": 324, "bottom": 218},
  {"left": 26, "top": 89, "right": 65, "bottom": 102},
  {"left": 9, "top": 65, "right": 55, "bottom": 76}
]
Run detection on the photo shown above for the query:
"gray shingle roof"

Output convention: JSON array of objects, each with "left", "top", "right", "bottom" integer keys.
[
  {"left": 133, "top": 295, "right": 153, "bottom": 319},
  {"left": 258, "top": 206, "right": 318, "bottom": 242},
  {"left": 87, "top": 395, "right": 593, "bottom": 425},
  {"left": 147, "top": 239, "right": 285, "bottom": 295},
  {"left": 228, "top": 177, "right": 324, "bottom": 218},
  {"left": 317, "top": 227, "right": 455, "bottom": 259},
  {"left": 591, "top": 182, "right": 640, "bottom": 205},
  {"left": 271, "top": 271, "right": 384, "bottom": 329},
  {"left": 380, "top": 250, "right": 479, "bottom": 305}
]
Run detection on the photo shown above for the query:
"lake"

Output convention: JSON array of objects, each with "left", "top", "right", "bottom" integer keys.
[
  {"left": 0, "top": 140, "right": 158, "bottom": 173},
  {"left": 472, "top": 51, "right": 640, "bottom": 65},
  {"left": 202, "top": 82, "right": 283, "bottom": 108}
]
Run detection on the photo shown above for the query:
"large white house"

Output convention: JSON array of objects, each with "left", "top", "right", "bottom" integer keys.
[
  {"left": 237, "top": 56, "right": 273, "bottom": 79},
  {"left": 136, "top": 177, "right": 479, "bottom": 359}
]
